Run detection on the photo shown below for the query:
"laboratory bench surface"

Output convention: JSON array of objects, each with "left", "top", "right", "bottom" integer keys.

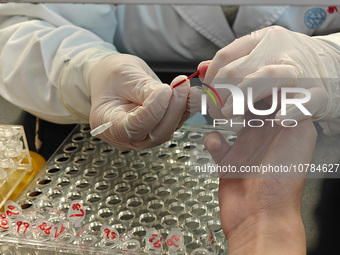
[{"left": 1, "top": 95, "right": 340, "bottom": 253}]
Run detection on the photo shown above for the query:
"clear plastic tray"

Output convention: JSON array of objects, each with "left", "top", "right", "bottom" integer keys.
[{"left": 2, "top": 124, "right": 236, "bottom": 254}]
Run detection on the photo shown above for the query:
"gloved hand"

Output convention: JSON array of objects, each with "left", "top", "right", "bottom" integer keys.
[
  {"left": 198, "top": 26, "right": 340, "bottom": 125},
  {"left": 89, "top": 54, "right": 190, "bottom": 151}
]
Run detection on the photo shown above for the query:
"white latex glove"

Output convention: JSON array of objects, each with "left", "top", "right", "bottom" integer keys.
[
  {"left": 88, "top": 54, "right": 190, "bottom": 151},
  {"left": 198, "top": 26, "right": 340, "bottom": 127}
]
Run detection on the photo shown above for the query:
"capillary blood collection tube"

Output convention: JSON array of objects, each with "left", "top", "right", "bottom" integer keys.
[{"left": 90, "top": 71, "right": 199, "bottom": 137}]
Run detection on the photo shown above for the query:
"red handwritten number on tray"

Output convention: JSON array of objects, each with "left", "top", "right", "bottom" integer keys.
[
  {"left": 167, "top": 235, "right": 180, "bottom": 248},
  {"left": 0, "top": 214, "right": 9, "bottom": 230},
  {"left": 149, "top": 234, "right": 163, "bottom": 248},
  {"left": 104, "top": 228, "right": 117, "bottom": 241},
  {"left": 38, "top": 222, "right": 53, "bottom": 235},
  {"left": 209, "top": 230, "right": 215, "bottom": 246},
  {"left": 6, "top": 205, "right": 19, "bottom": 217},
  {"left": 54, "top": 224, "right": 66, "bottom": 238},
  {"left": 69, "top": 203, "right": 85, "bottom": 218},
  {"left": 17, "top": 221, "right": 30, "bottom": 234}
]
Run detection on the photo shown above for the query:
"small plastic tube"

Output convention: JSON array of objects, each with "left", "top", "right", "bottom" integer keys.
[{"left": 90, "top": 122, "right": 112, "bottom": 137}]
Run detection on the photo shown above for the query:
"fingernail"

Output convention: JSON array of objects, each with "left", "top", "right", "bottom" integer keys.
[
  {"left": 275, "top": 108, "right": 302, "bottom": 127},
  {"left": 278, "top": 106, "right": 300, "bottom": 120},
  {"left": 229, "top": 116, "right": 245, "bottom": 133},
  {"left": 221, "top": 97, "right": 233, "bottom": 117},
  {"left": 205, "top": 134, "right": 222, "bottom": 151}
]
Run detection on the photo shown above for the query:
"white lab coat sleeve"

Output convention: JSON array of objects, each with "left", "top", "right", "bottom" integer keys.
[
  {"left": 59, "top": 48, "right": 118, "bottom": 123},
  {"left": 0, "top": 3, "right": 118, "bottom": 124},
  {"left": 314, "top": 33, "right": 340, "bottom": 135}
]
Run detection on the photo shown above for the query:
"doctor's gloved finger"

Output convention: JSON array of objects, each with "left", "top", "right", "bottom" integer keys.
[
  {"left": 197, "top": 60, "right": 212, "bottom": 80},
  {"left": 275, "top": 87, "right": 328, "bottom": 123},
  {"left": 127, "top": 77, "right": 171, "bottom": 105},
  {"left": 188, "top": 86, "right": 206, "bottom": 115},
  {"left": 204, "top": 131, "right": 231, "bottom": 165},
  {"left": 124, "top": 86, "right": 172, "bottom": 142},
  {"left": 175, "top": 85, "right": 207, "bottom": 129},
  {"left": 204, "top": 26, "right": 272, "bottom": 81},
  {"left": 138, "top": 57, "right": 162, "bottom": 82},
  {"left": 146, "top": 76, "right": 190, "bottom": 145},
  {"left": 218, "top": 64, "right": 302, "bottom": 118},
  {"left": 203, "top": 58, "right": 247, "bottom": 120}
]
